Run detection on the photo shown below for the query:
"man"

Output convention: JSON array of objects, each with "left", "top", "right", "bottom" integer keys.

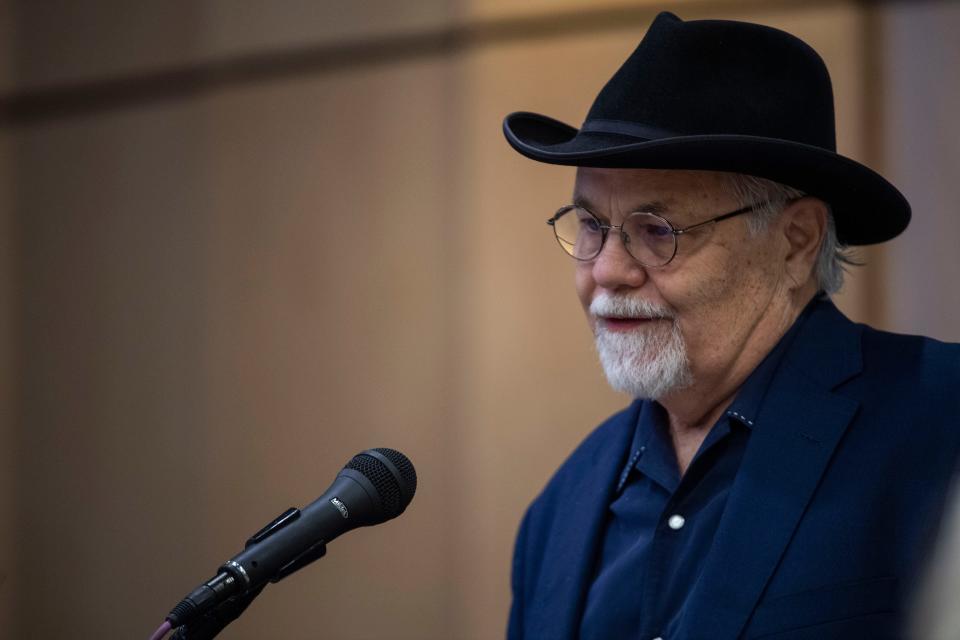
[{"left": 502, "top": 12, "right": 960, "bottom": 640}]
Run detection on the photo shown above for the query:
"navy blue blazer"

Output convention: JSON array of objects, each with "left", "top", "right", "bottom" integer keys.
[{"left": 508, "top": 300, "right": 960, "bottom": 639}]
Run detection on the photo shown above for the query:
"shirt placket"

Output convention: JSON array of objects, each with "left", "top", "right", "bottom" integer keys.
[{"left": 637, "top": 419, "right": 734, "bottom": 639}]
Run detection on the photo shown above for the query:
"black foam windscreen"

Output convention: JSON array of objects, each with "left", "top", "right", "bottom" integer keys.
[{"left": 344, "top": 448, "right": 417, "bottom": 518}]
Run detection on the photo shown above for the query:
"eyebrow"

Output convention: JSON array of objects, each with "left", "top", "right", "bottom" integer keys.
[{"left": 572, "top": 195, "right": 670, "bottom": 218}]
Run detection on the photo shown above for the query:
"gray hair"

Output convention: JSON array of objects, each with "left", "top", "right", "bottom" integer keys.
[{"left": 723, "top": 173, "right": 858, "bottom": 296}]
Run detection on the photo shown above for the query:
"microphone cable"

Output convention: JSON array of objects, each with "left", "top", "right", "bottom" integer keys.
[{"left": 148, "top": 620, "right": 172, "bottom": 640}]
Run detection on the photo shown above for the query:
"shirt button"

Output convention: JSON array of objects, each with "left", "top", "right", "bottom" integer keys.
[
  {"left": 651, "top": 637, "right": 664, "bottom": 640},
  {"left": 667, "top": 514, "right": 685, "bottom": 530}
]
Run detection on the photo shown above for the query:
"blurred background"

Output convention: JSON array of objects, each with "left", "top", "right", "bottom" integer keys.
[{"left": 0, "top": 0, "right": 958, "bottom": 638}]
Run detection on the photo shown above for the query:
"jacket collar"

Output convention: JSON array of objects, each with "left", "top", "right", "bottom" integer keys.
[
  {"left": 677, "top": 298, "right": 864, "bottom": 638},
  {"left": 529, "top": 401, "right": 639, "bottom": 640}
]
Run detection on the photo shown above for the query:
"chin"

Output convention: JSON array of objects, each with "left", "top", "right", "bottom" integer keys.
[{"left": 595, "top": 323, "right": 693, "bottom": 399}]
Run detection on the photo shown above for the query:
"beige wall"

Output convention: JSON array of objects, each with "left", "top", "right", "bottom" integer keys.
[
  {"left": 13, "top": 1, "right": 457, "bottom": 91},
  {"left": 880, "top": 2, "right": 960, "bottom": 342},
  {"left": 2, "top": 1, "right": 957, "bottom": 639}
]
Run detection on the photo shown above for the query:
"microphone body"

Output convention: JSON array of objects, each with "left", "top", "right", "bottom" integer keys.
[{"left": 166, "top": 448, "right": 416, "bottom": 630}]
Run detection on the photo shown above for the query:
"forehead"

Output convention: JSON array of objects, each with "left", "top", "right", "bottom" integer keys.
[{"left": 572, "top": 167, "right": 734, "bottom": 215}]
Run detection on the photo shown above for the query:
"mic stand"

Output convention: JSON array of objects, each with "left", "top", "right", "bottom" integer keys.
[
  {"left": 170, "top": 540, "right": 328, "bottom": 639},
  {"left": 170, "top": 585, "right": 265, "bottom": 640}
]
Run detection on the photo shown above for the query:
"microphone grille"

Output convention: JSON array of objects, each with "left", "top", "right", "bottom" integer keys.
[
  {"left": 345, "top": 448, "right": 417, "bottom": 518},
  {"left": 371, "top": 447, "right": 417, "bottom": 496}
]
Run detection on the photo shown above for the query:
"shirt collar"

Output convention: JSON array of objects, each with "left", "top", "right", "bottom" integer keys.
[{"left": 617, "top": 401, "right": 677, "bottom": 493}]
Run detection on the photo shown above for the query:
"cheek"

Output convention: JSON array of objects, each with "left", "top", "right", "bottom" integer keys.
[
  {"left": 680, "top": 255, "right": 780, "bottom": 341},
  {"left": 574, "top": 265, "right": 595, "bottom": 313},
  {"left": 664, "top": 260, "right": 752, "bottom": 341},
  {"left": 660, "top": 267, "right": 732, "bottom": 315}
]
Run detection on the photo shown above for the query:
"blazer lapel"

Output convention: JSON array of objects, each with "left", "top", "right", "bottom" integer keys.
[
  {"left": 680, "top": 301, "right": 864, "bottom": 639},
  {"left": 529, "top": 403, "right": 639, "bottom": 640}
]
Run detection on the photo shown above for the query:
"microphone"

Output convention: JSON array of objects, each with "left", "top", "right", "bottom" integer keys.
[{"left": 164, "top": 448, "right": 417, "bottom": 631}]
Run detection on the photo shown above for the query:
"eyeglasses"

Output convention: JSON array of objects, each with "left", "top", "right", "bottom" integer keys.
[{"left": 546, "top": 202, "right": 761, "bottom": 267}]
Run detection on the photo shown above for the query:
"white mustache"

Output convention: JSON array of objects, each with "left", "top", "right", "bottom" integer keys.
[{"left": 589, "top": 292, "right": 675, "bottom": 320}]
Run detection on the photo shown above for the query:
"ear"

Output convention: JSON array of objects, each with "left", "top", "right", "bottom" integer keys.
[{"left": 780, "top": 197, "right": 828, "bottom": 291}]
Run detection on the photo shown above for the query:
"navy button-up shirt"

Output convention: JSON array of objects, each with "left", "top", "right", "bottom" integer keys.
[{"left": 579, "top": 312, "right": 808, "bottom": 640}]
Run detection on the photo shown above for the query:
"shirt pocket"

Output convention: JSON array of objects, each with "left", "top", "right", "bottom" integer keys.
[{"left": 744, "top": 576, "right": 900, "bottom": 639}]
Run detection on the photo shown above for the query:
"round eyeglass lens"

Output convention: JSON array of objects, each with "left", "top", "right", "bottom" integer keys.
[
  {"left": 552, "top": 206, "right": 603, "bottom": 260},
  {"left": 622, "top": 212, "right": 677, "bottom": 266}
]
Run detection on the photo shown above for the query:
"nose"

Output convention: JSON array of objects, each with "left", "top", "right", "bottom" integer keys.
[{"left": 590, "top": 229, "right": 649, "bottom": 290}]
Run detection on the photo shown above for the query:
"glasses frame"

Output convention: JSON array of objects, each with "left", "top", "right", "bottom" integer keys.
[{"left": 547, "top": 201, "right": 763, "bottom": 267}]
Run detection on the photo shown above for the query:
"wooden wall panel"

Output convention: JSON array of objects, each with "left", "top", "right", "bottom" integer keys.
[
  {"left": 193, "top": 61, "right": 458, "bottom": 638},
  {"left": 13, "top": 58, "right": 460, "bottom": 638},
  {"left": 13, "top": 0, "right": 458, "bottom": 92},
  {"left": 880, "top": 2, "right": 960, "bottom": 342},
  {"left": 0, "top": 0, "right": 18, "bottom": 633},
  {"left": 14, "top": 1, "right": 204, "bottom": 91},
  {"left": 16, "top": 101, "right": 211, "bottom": 638},
  {"left": 200, "top": 0, "right": 457, "bottom": 59},
  {"left": 0, "top": 110, "right": 16, "bottom": 640}
]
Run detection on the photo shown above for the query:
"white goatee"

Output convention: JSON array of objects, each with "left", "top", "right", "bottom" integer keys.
[{"left": 589, "top": 292, "right": 693, "bottom": 399}]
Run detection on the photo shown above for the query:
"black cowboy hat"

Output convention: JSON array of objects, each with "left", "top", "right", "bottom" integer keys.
[{"left": 503, "top": 11, "right": 910, "bottom": 245}]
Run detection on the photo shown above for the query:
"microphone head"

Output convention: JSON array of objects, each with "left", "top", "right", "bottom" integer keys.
[{"left": 344, "top": 448, "right": 417, "bottom": 519}]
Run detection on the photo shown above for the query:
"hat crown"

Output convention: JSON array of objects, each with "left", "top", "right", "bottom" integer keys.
[
  {"left": 501, "top": 11, "right": 911, "bottom": 244},
  {"left": 586, "top": 12, "right": 836, "bottom": 150}
]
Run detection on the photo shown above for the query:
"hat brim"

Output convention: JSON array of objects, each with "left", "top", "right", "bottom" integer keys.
[{"left": 504, "top": 111, "right": 909, "bottom": 246}]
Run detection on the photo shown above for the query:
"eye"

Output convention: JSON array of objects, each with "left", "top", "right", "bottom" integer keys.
[
  {"left": 641, "top": 223, "right": 672, "bottom": 238},
  {"left": 575, "top": 210, "right": 602, "bottom": 233},
  {"left": 623, "top": 211, "right": 672, "bottom": 238}
]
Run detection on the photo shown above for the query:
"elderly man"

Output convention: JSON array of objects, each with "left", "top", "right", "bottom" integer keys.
[{"left": 503, "top": 12, "right": 960, "bottom": 640}]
